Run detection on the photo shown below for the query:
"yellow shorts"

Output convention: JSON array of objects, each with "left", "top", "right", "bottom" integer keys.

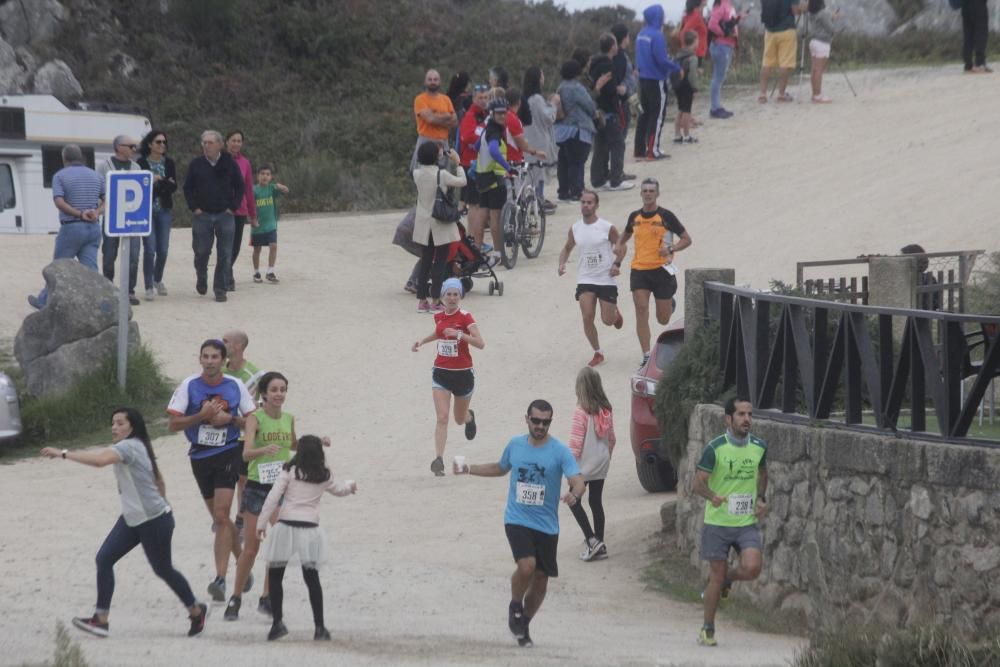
[{"left": 762, "top": 29, "right": 797, "bottom": 69}]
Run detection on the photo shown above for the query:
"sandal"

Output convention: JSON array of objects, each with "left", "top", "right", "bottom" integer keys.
[
  {"left": 811, "top": 95, "right": 832, "bottom": 103},
  {"left": 776, "top": 93, "right": 794, "bottom": 103},
  {"left": 757, "top": 94, "right": 768, "bottom": 103}
]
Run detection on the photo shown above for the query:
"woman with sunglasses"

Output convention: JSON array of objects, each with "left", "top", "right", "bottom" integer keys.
[
  {"left": 138, "top": 130, "right": 178, "bottom": 300},
  {"left": 411, "top": 277, "right": 485, "bottom": 476}
]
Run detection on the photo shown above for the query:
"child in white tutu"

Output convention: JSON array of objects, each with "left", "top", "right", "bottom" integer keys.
[{"left": 256, "top": 435, "right": 357, "bottom": 641}]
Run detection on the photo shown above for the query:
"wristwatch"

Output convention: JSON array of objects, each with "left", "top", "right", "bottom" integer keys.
[{"left": 61, "top": 449, "right": 68, "bottom": 459}]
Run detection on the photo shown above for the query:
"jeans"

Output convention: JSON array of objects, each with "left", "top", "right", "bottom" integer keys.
[
  {"left": 710, "top": 42, "right": 733, "bottom": 111},
  {"left": 95, "top": 512, "right": 195, "bottom": 614},
  {"left": 590, "top": 113, "right": 626, "bottom": 188},
  {"left": 192, "top": 211, "right": 235, "bottom": 297},
  {"left": 557, "top": 137, "right": 591, "bottom": 200},
  {"left": 36, "top": 221, "right": 102, "bottom": 307},
  {"left": 143, "top": 208, "right": 173, "bottom": 290},
  {"left": 416, "top": 235, "right": 449, "bottom": 300},
  {"left": 102, "top": 234, "right": 140, "bottom": 294},
  {"left": 962, "top": 0, "right": 989, "bottom": 69}
]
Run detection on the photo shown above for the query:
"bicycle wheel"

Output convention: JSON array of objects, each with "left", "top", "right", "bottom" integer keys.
[
  {"left": 519, "top": 189, "right": 546, "bottom": 259},
  {"left": 499, "top": 201, "right": 519, "bottom": 269}
]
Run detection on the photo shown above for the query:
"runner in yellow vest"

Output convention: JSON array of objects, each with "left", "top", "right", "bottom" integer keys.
[{"left": 692, "top": 396, "right": 769, "bottom": 647}]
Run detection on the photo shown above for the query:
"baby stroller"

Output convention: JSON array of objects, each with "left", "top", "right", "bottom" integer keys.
[{"left": 447, "top": 221, "right": 504, "bottom": 296}]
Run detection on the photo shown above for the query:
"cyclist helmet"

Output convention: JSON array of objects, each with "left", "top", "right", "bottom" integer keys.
[{"left": 487, "top": 98, "right": 509, "bottom": 114}]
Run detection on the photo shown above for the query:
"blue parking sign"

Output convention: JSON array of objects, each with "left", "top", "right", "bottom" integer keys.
[{"left": 105, "top": 170, "right": 153, "bottom": 237}]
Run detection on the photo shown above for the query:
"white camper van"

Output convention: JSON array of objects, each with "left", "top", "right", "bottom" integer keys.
[{"left": 0, "top": 95, "right": 151, "bottom": 235}]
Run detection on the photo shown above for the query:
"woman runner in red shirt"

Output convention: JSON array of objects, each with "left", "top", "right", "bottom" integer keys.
[{"left": 412, "top": 277, "right": 486, "bottom": 476}]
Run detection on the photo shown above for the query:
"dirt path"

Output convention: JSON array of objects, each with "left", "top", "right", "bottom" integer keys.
[{"left": 2, "top": 64, "right": 996, "bottom": 666}]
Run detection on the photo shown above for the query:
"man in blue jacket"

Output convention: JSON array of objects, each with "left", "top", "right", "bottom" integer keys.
[{"left": 633, "top": 4, "right": 682, "bottom": 161}]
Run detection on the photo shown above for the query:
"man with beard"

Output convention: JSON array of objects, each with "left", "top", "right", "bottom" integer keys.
[{"left": 411, "top": 69, "right": 457, "bottom": 171}]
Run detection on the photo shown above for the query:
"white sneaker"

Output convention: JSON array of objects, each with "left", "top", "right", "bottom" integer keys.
[
  {"left": 607, "top": 181, "right": 635, "bottom": 191},
  {"left": 155, "top": 282, "right": 168, "bottom": 296},
  {"left": 579, "top": 537, "right": 605, "bottom": 561},
  {"left": 144, "top": 288, "right": 155, "bottom": 301}
]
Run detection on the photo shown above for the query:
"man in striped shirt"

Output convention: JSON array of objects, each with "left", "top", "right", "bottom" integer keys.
[{"left": 29, "top": 144, "right": 106, "bottom": 309}]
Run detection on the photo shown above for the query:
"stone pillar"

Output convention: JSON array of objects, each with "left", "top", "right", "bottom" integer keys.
[
  {"left": 869, "top": 257, "right": 916, "bottom": 340},
  {"left": 684, "top": 268, "right": 735, "bottom": 339}
]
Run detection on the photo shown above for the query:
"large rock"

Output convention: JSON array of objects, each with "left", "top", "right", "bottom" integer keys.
[
  {"left": 32, "top": 59, "right": 82, "bottom": 99},
  {"left": 14, "top": 259, "right": 139, "bottom": 397},
  {"left": 0, "top": 0, "right": 67, "bottom": 47},
  {"left": 0, "top": 37, "right": 27, "bottom": 94}
]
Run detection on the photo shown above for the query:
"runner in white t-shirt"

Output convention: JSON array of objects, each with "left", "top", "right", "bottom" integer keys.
[{"left": 557, "top": 190, "right": 625, "bottom": 367}]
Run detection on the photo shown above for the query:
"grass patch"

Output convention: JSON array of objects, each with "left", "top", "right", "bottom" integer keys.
[
  {"left": 17, "top": 622, "right": 90, "bottom": 667},
  {"left": 0, "top": 345, "right": 172, "bottom": 462},
  {"left": 792, "top": 625, "right": 1000, "bottom": 666},
  {"left": 641, "top": 529, "right": 808, "bottom": 637},
  {"left": 859, "top": 413, "right": 1000, "bottom": 441}
]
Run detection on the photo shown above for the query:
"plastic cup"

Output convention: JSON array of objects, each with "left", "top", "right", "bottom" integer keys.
[{"left": 453, "top": 455, "right": 466, "bottom": 473}]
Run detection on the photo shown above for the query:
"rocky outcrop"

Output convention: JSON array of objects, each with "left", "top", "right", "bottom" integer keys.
[
  {"left": 0, "top": 37, "right": 28, "bottom": 94},
  {"left": 0, "top": 0, "right": 67, "bottom": 47},
  {"left": 32, "top": 59, "right": 83, "bottom": 99},
  {"left": 14, "top": 260, "right": 140, "bottom": 398}
]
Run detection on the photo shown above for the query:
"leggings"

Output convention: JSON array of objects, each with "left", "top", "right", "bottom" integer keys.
[
  {"left": 95, "top": 512, "right": 195, "bottom": 614},
  {"left": 416, "top": 232, "right": 450, "bottom": 300},
  {"left": 569, "top": 479, "right": 606, "bottom": 542},
  {"left": 269, "top": 565, "right": 324, "bottom": 627}
]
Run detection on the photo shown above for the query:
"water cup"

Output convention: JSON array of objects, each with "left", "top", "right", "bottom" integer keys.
[{"left": 453, "top": 455, "right": 466, "bottom": 473}]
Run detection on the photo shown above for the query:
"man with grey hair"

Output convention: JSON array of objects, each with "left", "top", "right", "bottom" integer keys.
[
  {"left": 28, "top": 145, "right": 105, "bottom": 309},
  {"left": 98, "top": 134, "right": 142, "bottom": 306},
  {"left": 183, "top": 130, "right": 245, "bottom": 303}
]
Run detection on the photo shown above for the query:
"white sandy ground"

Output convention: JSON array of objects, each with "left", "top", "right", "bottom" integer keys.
[{"left": 0, "top": 64, "right": 996, "bottom": 667}]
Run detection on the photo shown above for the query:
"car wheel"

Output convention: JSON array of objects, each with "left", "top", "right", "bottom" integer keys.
[{"left": 635, "top": 457, "right": 677, "bottom": 493}]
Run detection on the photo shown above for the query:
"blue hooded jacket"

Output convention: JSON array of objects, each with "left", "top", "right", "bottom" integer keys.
[{"left": 635, "top": 4, "right": 680, "bottom": 81}]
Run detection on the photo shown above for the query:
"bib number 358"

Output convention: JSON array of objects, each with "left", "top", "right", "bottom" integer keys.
[{"left": 516, "top": 482, "right": 545, "bottom": 506}]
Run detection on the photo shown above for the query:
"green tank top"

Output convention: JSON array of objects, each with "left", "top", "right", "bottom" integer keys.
[
  {"left": 696, "top": 432, "right": 768, "bottom": 527},
  {"left": 247, "top": 410, "right": 294, "bottom": 485}
]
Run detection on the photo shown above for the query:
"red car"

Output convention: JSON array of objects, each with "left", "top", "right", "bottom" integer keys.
[{"left": 630, "top": 319, "right": 684, "bottom": 492}]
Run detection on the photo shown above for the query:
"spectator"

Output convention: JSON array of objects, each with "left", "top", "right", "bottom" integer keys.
[
  {"left": 459, "top": 84, "right": 489, "bottom": 243},
  {"left": 97, "top": 135, "right": 141, "bottom": 306},
  {"left": 473, "top": 98, "right": 514, "bottom": 258},
  {"left": 503, "top": 86, "right": 545, "bottom": 167},
  {"left": 520, "top": 65, "right": 559, "bottom": 214},
  {"left": 136, "top": 130, "right": 177, "bottom": 301},
  {"left": 680, "top": 0, "right": 709, "bottom": 68},
  {"left": 589, "top": 33, "right": 634, "bottom": 192},
  {"left": 411, "top": 69, "right": 458, "bottom": 172},
  {"left": 758, "top": 0, "right": 807, "bottom": 103},
  {"left": 961, "top": 0, "right": 991, "bottom": 73},
  {"left": 707, "top": 0, "right": 747, "bottom": 118},
  {"left": 28, "top": 145, "right": 105, "bottom": 310},
  {"left": 672, "top": 32, "right": 702, "bottom": 144},
  {"left": 805, "top": 0, "right": 840, "bottom": 103},
  {"left": 446, "top": 71, "right": 472, "bottom": 148},
  {"left": 634, "top": 4, "right": 682, "bottom": 160},
  {"left": 901, "top": 244, "right": 942, "bottom": 311},
  {"left": 610, "top": 23, "right": 638, "bottom": 175},
  {"left": 183, "top": 130, "right": 244, "bottom": 303},
  {"left": 554, "top": 60, "right": 597, "bottom": 203},
  {"left": 489, "top": 66, "right": 510, "bottom": 90},
  {"left": 224, "top": 130, "right": 257, "bottom": 291}
]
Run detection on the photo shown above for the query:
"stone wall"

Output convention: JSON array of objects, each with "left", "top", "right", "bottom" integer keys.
[{"left": 675, "top": 403, "right": 1000, "bottom": 636}]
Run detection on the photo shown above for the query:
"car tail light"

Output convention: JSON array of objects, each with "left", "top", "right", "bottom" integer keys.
[{"left": 631, "top": 375, "right": 657, "bottom": 397}]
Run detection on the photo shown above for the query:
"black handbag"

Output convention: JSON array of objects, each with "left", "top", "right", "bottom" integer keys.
[{"left": 431, "top": 169, "right": 460, "bottom": 223}]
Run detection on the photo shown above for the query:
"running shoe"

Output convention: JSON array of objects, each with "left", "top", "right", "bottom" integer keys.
[
  {"left": 431, "top": 456, "right": 445, "bottom": 476},
  {"left": 224, "top": 596, "right": 241, "bottom": 621},
  {"left": 128, "top": 294, "right": 141, "bottom": 306},
  {"left": 685, "top": 136, "right": 699, "bottom": 144},
  {"left": 253, "top": 272, "right": 263, "bottom": 283},
  {"left": 697, "top": 626, "right": 717, "bottom": 647},
  {"left": 258, "top": 596, "right": 273, "bottom": 617},
  {"left": 145, "top": 288, "right": 156, "bottom": 301},
  {"left": 613, "top": 309, "right": 623, "bottom": 329},
  {"left": 188, "top": 603, "right": 207, "bottom": 637},
  {"left": 579, "top": 537, "right": 604, "bottom": 561},
  {"left": 215, "top": 293, "right": 227, "bottom": 303},
  {"left": 417, "top": 300, "right": 431, "bottom": 314},
  {"left": 542, "top": 201, "right": 558, "bottom": 214},
  {"left": 315, "top": 626, "right": 331, "bottom": 641},
  {"left": 518, "top": 628, "right": 534, "bottom": 648},
  {"left": 155, "top": 282, "right": 168, "bottom": 296},
  {"left": 638, "top": 353, "right": 650, "bottom": 370},
  {"left": 207, "top": 576, "right": 226, "bottom": 602},
  {"left": 404, "top": 281, "right": 417, "bottom": 294},
  {"left": 72, "top": 614, "right": 109, "bottom": 638},
  {"left": 593, "top": 542, "right": 608, "bottom": 560},
  {"left": 266, "top": 273, "right": 279, "bottom": 284},
  {"left": 196, "top": 277, "right": 208, "bottom": 295},
  {"left": 430, "top": 302, "right": 445, "bottom": 315},
  {"left": 622, "top": 173, "right": 637, "bottom": 181},
  {"left": 244, "top": 572, "right": 254, "bottom": 593},
  {"left": 607, "top": 181, "right": 635, "bottom": 191},
  {"left": 268, "top": 621, "right": 289, "bottom": 641},
  {"left": 588, "top": 352, "right": 605, "bottom": 367},
  {"left": 673, "top": 136, "right": 684, "bottom": 144},
  {"left": 508, "top": 602, "right": 527, "bottom": 639},
  {"left": 465, "top": 409, "right": 477, "bottom": 440}
]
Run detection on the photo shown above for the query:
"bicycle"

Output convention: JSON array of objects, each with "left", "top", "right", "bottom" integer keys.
[{"left": 498, "top": 163, "right": 547, "bottom": 270}]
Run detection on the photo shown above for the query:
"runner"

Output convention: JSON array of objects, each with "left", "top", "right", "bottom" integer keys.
[
  {"left": 412, "top": 277, "right": 484, "bottom": 476},
  {"left": 567, "top": 367, "right": 616, "bottom": 561},
  {"left": 41, "top": 408, "right": 208, "bottom": 638},
  {"left": 257, "top": 435, "right": 358, "bottom": 641},
  {"left": 225, "top": 372, "right": 296, "bottom": 622},
  {"left": 615, "top": 177, "right": 693, "bottom": 368},
  {"left": 692, "top": 396, "right": 768, "bottom": 647},
  {"left": 167, "top": 339, "right": 256, "bottom": 603},
  {"left": 557, "top": 190, "right": 625, "bottom": 367},
  {"left": 453, "top": 399, "right": 585, "bottom": 648},
  {"left": 223, "top": 328, "right": 264, "bottom": 532}
]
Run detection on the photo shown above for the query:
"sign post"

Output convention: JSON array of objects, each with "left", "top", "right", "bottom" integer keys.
[{"left": 105, "top": 170, "right": 153, "bottom": 389}]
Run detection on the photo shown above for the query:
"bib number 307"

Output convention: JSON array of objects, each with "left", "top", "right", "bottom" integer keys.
[
  {"left": 197, "top": 425, "right": 227, "bottom": 447},
  {"left": 727, "top": 494, "right": 754, "bottom": 516}
]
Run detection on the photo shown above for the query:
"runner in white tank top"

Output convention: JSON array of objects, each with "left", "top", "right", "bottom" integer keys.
[{"left": 557, "top": 190, "right": 625, "bottom": 367}]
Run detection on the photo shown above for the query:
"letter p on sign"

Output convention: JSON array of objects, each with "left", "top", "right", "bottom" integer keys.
[{"left": 105, "top": 170, "right": 153, "bottom": 237}]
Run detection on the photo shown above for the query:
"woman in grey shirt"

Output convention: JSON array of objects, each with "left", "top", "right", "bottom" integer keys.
[
  {"left": 554, "top": 59, "right": 597, "bottom": 202},
  {"left": 520, "top": 65, "right": 559, "bottom": 213},
  {"left": 41, "top": 408, "right": 207, "bottom": 638}
]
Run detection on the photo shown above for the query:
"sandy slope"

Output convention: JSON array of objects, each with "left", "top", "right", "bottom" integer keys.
[{"left": 0, "top": 64, "right": 996, "bottom": 666}]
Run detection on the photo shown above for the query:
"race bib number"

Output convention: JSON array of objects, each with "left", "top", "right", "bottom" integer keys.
[
  {"left": 516, "top": 482, "right": 545, "bottom": 506},
  {"left": 663, "top": 263, "right": 678, "bottom": 276},
  {"left": 728, "top": 494, "right": 754, "bottom": 516},
  {"left": 257, "top": 461, "right": 283, "bottom": 485},
  {"left": 197, "top": 425, "right": 228, "bottom": 447},
  {"left": 437, "top": 340, "right": 459, "bottom": 357},
  {"left": 582, "top": 251, "right": 602, "bottom": 269}
]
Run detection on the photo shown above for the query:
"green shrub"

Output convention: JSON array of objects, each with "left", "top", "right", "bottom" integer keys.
[
  {"left": 967, "top": 251, "right": 1000, "bottom": 315},
  {"left": 793, "top": 625, "right": 1000, "bottom": 667}
]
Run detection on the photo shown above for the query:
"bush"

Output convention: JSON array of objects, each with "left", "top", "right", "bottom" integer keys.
[
  {"left": 793, "top": 625, "right": 1000, "bottom": 667},
  {"left": 967, "top": 251, "right": 1000, "bottom": 315}
]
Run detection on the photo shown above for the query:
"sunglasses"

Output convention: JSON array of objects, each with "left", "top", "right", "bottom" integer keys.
[
  {"left": 473, "top": 84, "right": 489, "bottom": 92},
  {"left": 152, "top": 139, "right": 167, "bottom": 145},
  {"left": 528, "top": 417, "right": 552, "bottom": 426}
]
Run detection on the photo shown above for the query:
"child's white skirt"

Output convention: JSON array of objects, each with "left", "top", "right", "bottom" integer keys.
[{"left": 260, "top": 522, "right": 326, "bottom": 569}]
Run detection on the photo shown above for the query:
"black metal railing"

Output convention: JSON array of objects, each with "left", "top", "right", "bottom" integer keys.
[{"left": 704, "top": 282, "right": 1000, "bottom": 444}]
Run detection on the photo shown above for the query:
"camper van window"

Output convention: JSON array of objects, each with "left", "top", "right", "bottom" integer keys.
[
  {"left": 41, "top": 146, "right": 96, "bottom": 188},
  {"left": 0, "top": 108, "right": 25, "bottom": 140},
  {"left": 0, "top": 165, "right": 14, "bottom": 209}
]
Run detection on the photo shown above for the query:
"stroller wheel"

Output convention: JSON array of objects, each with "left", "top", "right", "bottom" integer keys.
[
  {"left": 497, "top": 281, "right": 504, "bottom": 296},
  {"left": 461, "top": 277, "right": 473, "bottom": 293},
  {"left": 489, "top": 282, "right": 495, "bottom": 295}
]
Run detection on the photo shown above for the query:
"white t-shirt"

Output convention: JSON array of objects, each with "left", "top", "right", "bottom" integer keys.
[{"left": 572, "top": 218, "right": 616, "bottom": 286}]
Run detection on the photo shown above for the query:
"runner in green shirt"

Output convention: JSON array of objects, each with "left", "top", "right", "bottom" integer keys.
[
  {"left": 250, "top": 165, "right": 290, "bottom": 284},
  {"left": 691, "top": 396, "right": 769, "bottom": 647}
]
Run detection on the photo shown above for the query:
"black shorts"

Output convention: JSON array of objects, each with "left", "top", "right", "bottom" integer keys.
[
  {"left": 240, "top": 481, "right": 273, "bottom": 516},
  {"left": 505, "top": 524, "right": 559, "bottom": 577},
  {"left": 478, "top": 182, "right": 507, "bottom": 211},
  {"left": 461, "top": 173, "right": 480, "bottom": 206},
  {"left": 575, "top": 284, "right": 618, "bottom": 304},
  {"left": 675, "top": 85, "right": 694, "bottom": 113},
  {"left": 432, "top": 367, "right": 475, "bottom": 397},
  {"left": 190, "top": 445, "right": 242, "bottom": 500},
  {"left": 250, "top": 230, "right": 277, "bottom": 246},
  {"left": 630, "top": 267, "right": 678, "bottom": 300}
]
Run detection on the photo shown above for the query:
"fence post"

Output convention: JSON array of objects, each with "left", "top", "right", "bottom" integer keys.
[
  {"left": 685, "top": 268, "right": 736, "bottom": 339},
  {"left": 869, "top": 257, "right": 916, "bottom": 340}
]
